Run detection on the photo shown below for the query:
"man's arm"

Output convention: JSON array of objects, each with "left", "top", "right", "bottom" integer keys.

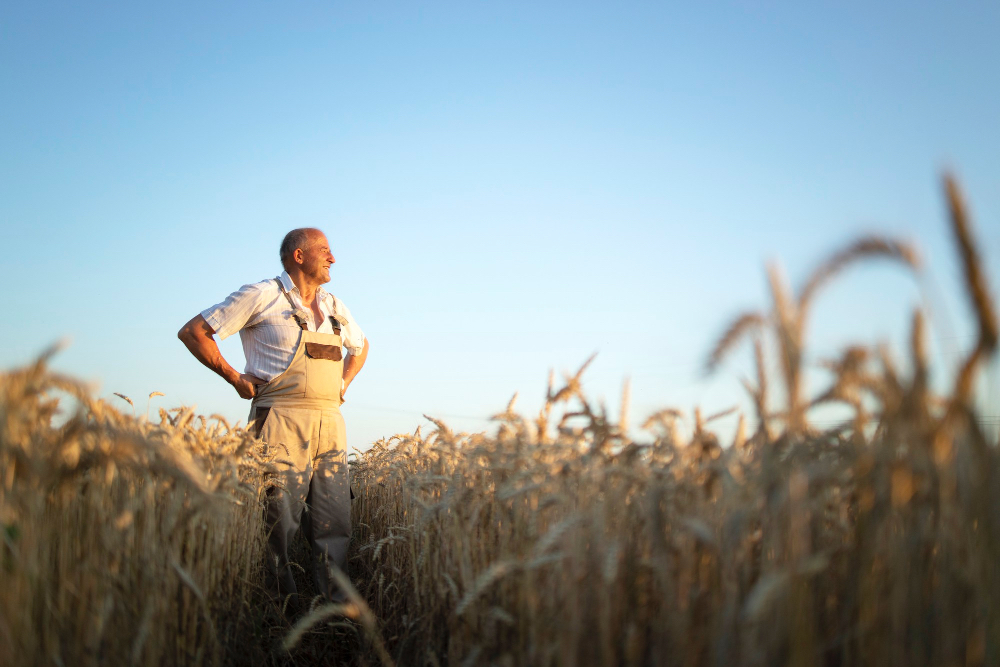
[
  {"left": 177, "top": 315, "right": 266, "bottom": 399},
  {"left": 340, "top": 338, "right": 369, "bottom": 401}
]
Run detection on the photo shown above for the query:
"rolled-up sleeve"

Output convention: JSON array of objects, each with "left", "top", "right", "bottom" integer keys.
[
  {"left": 201, "top": 283, "right": 266, "bottom": 340},
  {"left": 332, "top": 297, "right": 366, "bottom": 356}
]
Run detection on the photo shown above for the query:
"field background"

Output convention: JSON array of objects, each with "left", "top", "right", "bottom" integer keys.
[{"left": 3, "top": 180, "right": 998, "bottom": 665}]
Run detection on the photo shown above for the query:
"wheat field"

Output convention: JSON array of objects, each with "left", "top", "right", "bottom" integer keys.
[{"left": 2, "top": 175, "right": 998, "bottom": 666}]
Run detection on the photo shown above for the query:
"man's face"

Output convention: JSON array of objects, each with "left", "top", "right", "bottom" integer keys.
[{"left": 299, "top": 231, "right": 335, "bottom": 284}]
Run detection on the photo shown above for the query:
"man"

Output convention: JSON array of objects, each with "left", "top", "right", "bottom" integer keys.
[{"left": 177, "top": 228, "right": 369, "bottom": 611}]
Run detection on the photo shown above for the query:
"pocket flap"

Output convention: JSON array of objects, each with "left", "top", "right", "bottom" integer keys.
[{"left": 305, "top": 342, "right": 342, "bottom": 361}]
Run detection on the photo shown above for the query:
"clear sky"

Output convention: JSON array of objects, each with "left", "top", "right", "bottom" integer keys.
[{"left": 2, "top": 2, "right": 998, "bottom": 450}]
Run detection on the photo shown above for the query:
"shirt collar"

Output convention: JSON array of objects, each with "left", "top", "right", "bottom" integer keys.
[{"left": 279, "top": 270, "right": 331, "bottom": 302}]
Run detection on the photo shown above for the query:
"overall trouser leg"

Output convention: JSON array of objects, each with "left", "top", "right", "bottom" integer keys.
[
  {"left": 303, "top": 408, "right": 351, "bottom": 601},
  {"left": 264, "top": 471, "right": 309, "bottom": 606},
  {"left": 256, "top": 405, "right": 321, "bottom": 607}
]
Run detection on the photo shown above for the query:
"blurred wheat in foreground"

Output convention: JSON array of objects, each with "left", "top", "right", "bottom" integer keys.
[
  {"left": 2, "top": 175, "right": 999, "bottom": 666},
  {"left": 0, "top": 355, "right": 271, "bottom": 665}
]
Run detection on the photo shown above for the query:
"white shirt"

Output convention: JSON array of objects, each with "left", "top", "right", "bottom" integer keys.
[{"left": 201, "top": 271, "right": 366, "bottom": 381}]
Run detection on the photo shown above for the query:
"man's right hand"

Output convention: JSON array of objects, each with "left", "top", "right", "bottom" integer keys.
[{"left": 233, "top": 373, "right": 267, "bottom": 399}]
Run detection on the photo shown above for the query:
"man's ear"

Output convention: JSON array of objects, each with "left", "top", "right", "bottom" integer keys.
[{"left": 293, "top": 248, "right": 305, "bottom": 265}]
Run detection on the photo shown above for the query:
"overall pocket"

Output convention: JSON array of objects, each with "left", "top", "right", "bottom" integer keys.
[
  {"left": 251, "top": 406, "right": 271, "bottom": 438},
  {"left": 304, "top": 344, "right": 343, "bottom": 401}
]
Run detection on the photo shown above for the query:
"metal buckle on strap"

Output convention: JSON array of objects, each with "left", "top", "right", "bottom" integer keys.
[{"left": 275, "top": 277, "right": 308, "bottom": 330}]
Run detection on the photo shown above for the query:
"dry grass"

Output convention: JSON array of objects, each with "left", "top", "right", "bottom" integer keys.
[
  {"left": 0, "top": 350, "right": 271, "bottom": 666},
  {"left": 349, "top": 175, "right": 999, "bottom": 666},
  {"left": 2, "top": 175, "right": 998, "bottom": 665}
]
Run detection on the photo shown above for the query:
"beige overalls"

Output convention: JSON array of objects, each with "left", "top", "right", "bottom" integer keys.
[{"left": 250, "top": 279, "right": 350, "bottom": 605}]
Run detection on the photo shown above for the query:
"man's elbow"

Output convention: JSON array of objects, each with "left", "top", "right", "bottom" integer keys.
[
  {"left": 346, "top": 339, "right": 370, "bottom": 362},
  {"left": 177, "top": 320, "right": 196, "bottom": 344},
  {"left": 178, "top": 315, "right": 210, "bottom": 345}
]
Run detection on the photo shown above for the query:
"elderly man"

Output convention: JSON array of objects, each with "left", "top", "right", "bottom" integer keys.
[{"left": 177, "top": 228, "right": 369, "bottom": 611}]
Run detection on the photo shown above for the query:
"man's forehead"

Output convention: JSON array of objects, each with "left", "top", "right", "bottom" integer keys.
[{"left": 306, "top": 230, "right": 330, "bottom": 247}]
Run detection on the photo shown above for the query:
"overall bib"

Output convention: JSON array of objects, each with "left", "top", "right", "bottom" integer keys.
[{"left": 250, "top": 279, "right": 350, "bottom": 605}]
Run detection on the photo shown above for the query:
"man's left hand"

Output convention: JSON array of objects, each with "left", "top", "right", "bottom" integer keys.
[{"left": 339, "top": 338, "right": 369, "bottom": 405}]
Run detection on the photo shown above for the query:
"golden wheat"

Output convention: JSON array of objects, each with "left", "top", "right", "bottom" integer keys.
[
  {"left": 345, "top": 176, "right": 998, "bottom": 666},
  {"left": 1, "top": 175, "right": 997, "bottom": 666},
  {"left": 0, "top": 356, "right": 270, "bottom": 666}
]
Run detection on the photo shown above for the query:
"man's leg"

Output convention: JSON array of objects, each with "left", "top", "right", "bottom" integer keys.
[
  {"left": 304, "top": 409, "right": 351, "bottom": 602},
  {"left": 259, "top": 406, "right": 319, "bottom": 611}
]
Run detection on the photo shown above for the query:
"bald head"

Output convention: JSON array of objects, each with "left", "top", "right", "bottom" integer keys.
[{"left": 280, "top": 228, "right": 323, "bottom": 270}]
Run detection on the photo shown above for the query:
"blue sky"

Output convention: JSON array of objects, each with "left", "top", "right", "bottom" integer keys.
[{"left": 2, "top": 2, "right": 998, "bottom": 449}]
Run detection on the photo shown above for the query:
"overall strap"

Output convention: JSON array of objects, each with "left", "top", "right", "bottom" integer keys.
[{"left": 274, "top": 277, "right": 308, "bottom": 331}]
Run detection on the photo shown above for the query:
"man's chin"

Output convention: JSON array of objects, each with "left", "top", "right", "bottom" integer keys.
[{"left": 307, "top": 269, "right": 331, "bottom": 284}]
